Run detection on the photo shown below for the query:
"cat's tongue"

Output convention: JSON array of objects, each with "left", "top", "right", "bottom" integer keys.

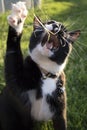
[{"left": 46, "top": 42, "right": 53, "bottom": 50}]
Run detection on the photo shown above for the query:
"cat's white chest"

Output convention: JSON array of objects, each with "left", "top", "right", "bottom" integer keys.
[
  {"left": 42, "top": 78, "right": 56, "bottom": 95},
  {"left": 28, "top": 78, "right": 57, "bottom": 121}
]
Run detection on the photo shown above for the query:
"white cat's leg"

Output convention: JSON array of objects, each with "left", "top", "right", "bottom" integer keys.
[{"left": 7, "top": 1, "right": 28, "bottom": 34}]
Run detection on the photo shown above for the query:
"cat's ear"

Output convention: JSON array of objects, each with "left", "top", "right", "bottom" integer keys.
[
  {"left": 69, "top": 30, "right": 81, "bottom": 42},
  {"left": 33, "top": 16, "right": 42, "bottom": 30}
]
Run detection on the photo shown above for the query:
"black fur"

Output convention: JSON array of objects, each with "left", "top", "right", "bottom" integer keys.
[
  {"left": 0, "top": 26, "right": 42, "bottom": 130},
  {"left": 0, "top": 18, "right": 80, "bottom": 130}
]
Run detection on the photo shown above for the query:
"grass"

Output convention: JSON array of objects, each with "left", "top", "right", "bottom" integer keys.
[{"left": 0, "top": 0, "right": 87, "bottom": 129}]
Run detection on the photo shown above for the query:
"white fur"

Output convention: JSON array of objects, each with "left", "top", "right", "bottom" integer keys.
[
  {"left": 61, "top": 86, "right": 65, "bottom": 92},
  {"left": 28, "top": 90, "right": 53, "bottom": 121},
  {"left": 37, "top": 43, "right": 53, "bottom": 57},
  {"left": 45, "top": 24, "right": 53, "bottom": 31},
  {"left": 29, "top": 44, "right": 67, "bottom": 75},
  {"left": 45, "top": 22, "right": 62, "bottom": 32},
  {"left": 7, "top": 1, "right": 28, "bottom": 34},
  {"left": 42, "top": 78, "right": 56, "bottom": 95},
  {"left": 27, "top": 76, "right": 66, "bottom": 121},
  {"left": 28, "top": 77, "right": 58, "bottom": 121},
  {"left": 12, "top": 1, "right": 28, "bottom": 18}
]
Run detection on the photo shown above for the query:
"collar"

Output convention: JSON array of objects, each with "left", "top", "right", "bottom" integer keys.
[
  {"left": 38, "top": 65, "right": 65, "bottom": 93},
  {"left": 42, "top": 72, "right": 57, "bottom": 79}
]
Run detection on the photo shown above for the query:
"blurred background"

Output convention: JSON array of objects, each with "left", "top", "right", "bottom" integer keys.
[
  {"left": 0, "top": 0, "right": 42, "bottom": 12},
  {"left": 0, "top": 0, "right": 87, "bottom": 130}
]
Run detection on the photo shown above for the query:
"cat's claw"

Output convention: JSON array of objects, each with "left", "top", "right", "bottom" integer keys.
[{"left": 7, "top": 1, "right": 28, "bottom": 34}]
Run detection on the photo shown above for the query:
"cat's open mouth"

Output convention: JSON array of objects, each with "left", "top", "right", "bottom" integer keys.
[
  {"left": 42, "top": 32, "right": 60, "bottom": 52},
  {"left": 46, "top": 42, "right": 59, "bottom": 52}
]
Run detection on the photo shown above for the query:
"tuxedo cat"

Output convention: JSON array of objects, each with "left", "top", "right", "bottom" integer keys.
[{"left": 0, "top": 2, "right": 80, "bottom": 130}]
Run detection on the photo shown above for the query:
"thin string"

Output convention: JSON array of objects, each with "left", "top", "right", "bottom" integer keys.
[
  {"left": 34, "top": 14, "right": 56, "bottom": 36},
  {"left": 33, "top": 14, "right": 63, "bottom": 43}
]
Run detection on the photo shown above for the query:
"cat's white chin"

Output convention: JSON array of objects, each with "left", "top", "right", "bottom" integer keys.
[
  {"left": 29, "top": 44, "right": 67, "bottom": 75},
  {"left": 38, "top": 44, "right": 53, "bottom": 57}
]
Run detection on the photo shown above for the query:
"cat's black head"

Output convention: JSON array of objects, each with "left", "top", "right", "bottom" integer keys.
[{"left": 29, "top": 16, "right": 80, "bottom": 74}]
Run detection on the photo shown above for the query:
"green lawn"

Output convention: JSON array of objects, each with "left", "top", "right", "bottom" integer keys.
[{"left": 0, "top": 0, "right": 87, "bottom": 130}]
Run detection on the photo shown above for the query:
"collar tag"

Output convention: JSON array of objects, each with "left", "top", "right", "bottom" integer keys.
[{"left": 60, "top": 87, "right": 65, "bottom": 92}]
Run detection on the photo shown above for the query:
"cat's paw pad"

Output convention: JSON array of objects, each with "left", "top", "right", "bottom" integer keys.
[
  {"left": 7, "top": 15, "right": 18, "bottom": 27},
  {"left": 7, "top": 1, "right": 28, "bottom": 33}
]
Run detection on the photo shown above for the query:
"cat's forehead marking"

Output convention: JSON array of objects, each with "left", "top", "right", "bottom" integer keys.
[
  {"left": 45, "top": 24, "right": 53, "bottom": 31},
  {"left": 45, "top": 22, "right": 61, "bottom": 32}
]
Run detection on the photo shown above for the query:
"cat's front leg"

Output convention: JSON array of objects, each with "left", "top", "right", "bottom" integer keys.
[
  {"left": 53, "top": 72, "right": 67, "bottom": 130},
  {"left": 7, "top": 1, "right": 28, "bottom": 34},
  {"left": 53, "top": 101, "right": 67, "bottom": 130},
  {"left": 53, "top": 115, "right": 67, "bottom": 130},
  {"left": 5, "top": 2, "right": 28, "bottom": 87}
]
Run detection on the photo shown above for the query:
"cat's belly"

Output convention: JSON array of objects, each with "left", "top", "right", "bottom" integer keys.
[
  {"left": 29, "top": 92, "right": 54, "bottom": 121},
  {"left": 28, "top": 78, "right": 57, "bottom": 121}
]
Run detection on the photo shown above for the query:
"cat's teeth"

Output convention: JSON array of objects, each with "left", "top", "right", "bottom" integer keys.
[{"left": 46, "top": 42, "right": 53, "bottom": 50}]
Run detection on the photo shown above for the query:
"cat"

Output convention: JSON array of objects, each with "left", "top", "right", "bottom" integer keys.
[{"left": 0, "top": 1, "right": 80, "bottom": 130}]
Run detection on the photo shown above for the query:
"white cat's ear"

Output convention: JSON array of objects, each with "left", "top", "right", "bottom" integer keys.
[
  {"left": 69, "top": 30, "right": 81, "bottom": 42},
  {"left": 33, "top": 16, "right": 42, "bottom": 30}
]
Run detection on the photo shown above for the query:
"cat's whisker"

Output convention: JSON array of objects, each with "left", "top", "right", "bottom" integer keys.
[
  {"left": 62, "top": 36, "right": 69, "bottom": 44},
  {"left": 79, "top": 31, "right": 87, "bottom": 33},
  {"left": 68, "top": 21, "right": 78, "bottom": 29},
  {"left": 65, "top": 51, "right": 75, "bottom": 60},
  {"left": 76, "top": 41, "right": 87, "bottom": 47},
  {"left": 70, "top": 53, "right": 76, "bottom": 60},
  {"left": 75, "top": 42, "right": 85, "bottom": 52},
  {"left": 72, "top": 46, "right": 81, "bottom": 58},
  {"left": 80, "top": 25, "right": 86, "bottom": 31},
  {"left": 71, "top": 50, "right": 79, "bottom": 61},
  {"left": 63, "top": 17, "right": 82, "bottom": 30},
  {"left": 63, "top": 18, "right": 75, "bottom": 28}
]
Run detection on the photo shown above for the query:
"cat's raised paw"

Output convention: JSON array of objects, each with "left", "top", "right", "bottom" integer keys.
[
  {"left": 7, "top": 1, "right": 28, "bottom": 33},
  {"left": 7, "top": 15, "right": 18, "bottom": 27},
  {"left": 12, "top": 1, "right": 28, "bottom": 21}
]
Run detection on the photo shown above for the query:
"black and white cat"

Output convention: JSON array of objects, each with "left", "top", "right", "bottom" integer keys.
[{"left": 0, "top": 1, "right": 80, "bottom": 130}]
